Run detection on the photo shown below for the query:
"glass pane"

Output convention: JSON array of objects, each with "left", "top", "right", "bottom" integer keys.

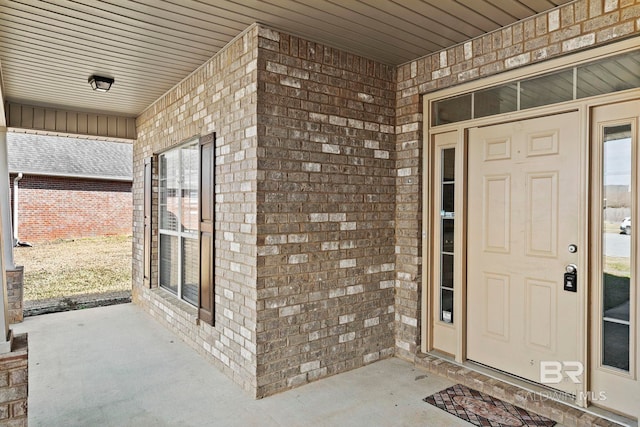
[
  {"left": 159, "top": 234, "right": 179, "bottom": 295},
  {"left": 182, "top": 237, "right": 199, "bottom": 306},
  {"left": 442, "top": 219, "right": 454, "bottom": 253},
  {"left": 159, "top": 154, "right": 167, "bottom": 224},
  {"left": 431, "top": 51, "right": 640, "bottom": 128},
  {"left": 158, "top": 141, "right": 201, "bottom": 307},
  {"left": 603, "top": 322, "right": 630, "bottom": 371},
  {"left": 578, "top": 50, "right": 640, "bottom": 99},
  {"left": 603, "top": 274, "right": 630, "bottom": 323},
  {"left": 432, "top": 94, "right": 471, "bottom": 126},
  {"left": 474, "top": 83, "right": 517, "bottom": 118},
  {"left": 520, "top": 69, "right": 574, "bottom": 110},
  {"left": 442, "top": 148, "right": 455, "bottom": 182},
  {"left": 441, "top": 254, "right": 454, "bottom": 288},
  {"left": 442, "top": 183, "right": 455, "bottom": 214},
  {"left": 441, "top": 289, "right": 454, "bottom": 323},
  {"left": 601, "top": 124, "right": 632, "bottom": 371},
  {"left": 181, "top": 143, "right": 199, "bottom": 233},
  {"left": 159, "top": 150, "right": 180, "bottom": 232}
]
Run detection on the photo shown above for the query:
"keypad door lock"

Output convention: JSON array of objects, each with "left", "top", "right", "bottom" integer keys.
[{"left": 564, "top": 264, "right": 577, "bottom": 292}]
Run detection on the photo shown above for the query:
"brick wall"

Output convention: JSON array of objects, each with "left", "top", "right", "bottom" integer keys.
[
  {"left": 133, "top": 23, "right": 397, "bottom": 397},
  {"left": 10, "top": 174, "right": 132, "bottom": 242},
  {"left": 394, "top": 0, "right": 640, "bottom": 359},
  {"left": 0, "top": 334, "right": 28, "bottom": 426},
  {"left": 134, "top": 25, "right": 259, "bottom": 396},
  {"left": 254, "top": 28, "right": 396, "bottom": 396}
]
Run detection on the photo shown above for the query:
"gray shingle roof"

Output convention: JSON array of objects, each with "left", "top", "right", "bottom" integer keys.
[{"left": 7, "top": 133, "right": 132, "bottom": 181}]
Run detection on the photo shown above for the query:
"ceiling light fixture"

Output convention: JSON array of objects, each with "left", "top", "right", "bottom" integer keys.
[{"left": 88, "top": 75, "right": 114, "bottom": 92}]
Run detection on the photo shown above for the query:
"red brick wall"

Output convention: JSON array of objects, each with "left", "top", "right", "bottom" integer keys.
[{"left": 10, "top": 174, "right": 132, "bottom": 242}]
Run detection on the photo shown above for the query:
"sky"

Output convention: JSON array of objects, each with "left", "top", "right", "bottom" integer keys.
[{"left": 604, "top": 137, "right": 632, "bottom": 187}]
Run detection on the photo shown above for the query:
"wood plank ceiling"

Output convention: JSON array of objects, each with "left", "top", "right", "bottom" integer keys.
[{"left": 0, "top": 0, "right": 573, "bottom": 117}]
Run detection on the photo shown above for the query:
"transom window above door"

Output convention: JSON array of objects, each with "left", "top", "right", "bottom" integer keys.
[{"left": 432, "top": 49, "right": 640, "bottom": 126}]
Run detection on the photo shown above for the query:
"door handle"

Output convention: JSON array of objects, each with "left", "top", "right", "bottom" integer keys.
[{"left": 564, "top": 264, "right": 577, "bottom": 292}]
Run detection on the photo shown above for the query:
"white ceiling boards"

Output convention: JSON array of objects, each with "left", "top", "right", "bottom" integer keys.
[{"left": 0, "top": 0, "right": 571, "bottom": 117}]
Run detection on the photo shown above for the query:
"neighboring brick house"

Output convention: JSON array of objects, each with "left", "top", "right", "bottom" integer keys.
[
  {"left": 130, "top": 2, "right": 640, "bottom": 420},
  {"left": 8, "top": 133, "right": 132, "bottom": 243}
]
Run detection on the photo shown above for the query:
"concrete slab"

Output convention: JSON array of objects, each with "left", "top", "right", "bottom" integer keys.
[{"left": 13, "top": 303, "right": 467, "bottom": 427}]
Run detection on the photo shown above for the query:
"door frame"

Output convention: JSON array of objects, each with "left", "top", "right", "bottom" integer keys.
[{"left": 421, "top": 38, "right": 640, "bottom": 409}]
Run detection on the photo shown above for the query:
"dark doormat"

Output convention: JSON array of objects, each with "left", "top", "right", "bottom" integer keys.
[{"left": 423, "top": 384, "right": 556, "bottom": 427}]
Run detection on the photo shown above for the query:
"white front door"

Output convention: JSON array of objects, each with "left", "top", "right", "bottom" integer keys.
[{"left": 467, "top": 112, "right": 584, "bottom": 395}]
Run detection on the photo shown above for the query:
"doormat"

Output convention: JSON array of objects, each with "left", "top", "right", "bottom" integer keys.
[{"left": 423, "top": 384, "right": 556, "bottom": 427}]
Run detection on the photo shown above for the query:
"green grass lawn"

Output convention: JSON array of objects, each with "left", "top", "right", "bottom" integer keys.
[{"left": 14, "top": 235, "right": 132, "bottom": 301}]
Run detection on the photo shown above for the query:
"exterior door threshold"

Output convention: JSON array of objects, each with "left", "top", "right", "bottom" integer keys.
[{"left": 412, "top": 351, "right": 636, "bottom": 427}]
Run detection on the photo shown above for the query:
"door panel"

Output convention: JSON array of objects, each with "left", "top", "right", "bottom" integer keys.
[
  {"left": 485, "top": 273, "right": 509, "bottom": 340},
  {"left": 467, "top": 112, "right": 582, "bottom": 395},
  {"left": 484, "top": 175, "right": 510, "bottom": 252},
  {"left": 484, "top": 137, "right": 511, "bottom": 160},
  {"left": 527, "top": 130, "right": 558, "bottom": 157},
  {"left": 525, "top": 279, "right": 556, "bottom": 351},
  {"left": 526, "top": 172, "right": 558, "bottom": 256}
]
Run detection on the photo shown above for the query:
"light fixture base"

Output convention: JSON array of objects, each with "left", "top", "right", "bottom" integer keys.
[{"left": 88, "top": 75, "right": 114, "bottom": 92}]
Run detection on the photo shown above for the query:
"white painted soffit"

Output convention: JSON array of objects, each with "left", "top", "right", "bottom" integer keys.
[{"left": 0, "top": 0, "right": 572, "bottom": 117}]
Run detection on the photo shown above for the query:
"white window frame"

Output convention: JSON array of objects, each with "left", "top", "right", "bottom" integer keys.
[{"left": 158, "top": 139, "right": 200, "bottom": 306}]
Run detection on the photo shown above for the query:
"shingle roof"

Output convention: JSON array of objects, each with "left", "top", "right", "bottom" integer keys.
[{"left": 7, "top": 133, "right": 132, "bottom": 181}]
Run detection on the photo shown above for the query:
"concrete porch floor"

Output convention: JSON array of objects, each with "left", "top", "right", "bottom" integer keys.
[
  {"left": 12, "top": 303, "right": 471, "bottom": 427},
  {"left": 13, "top": 302, "right": 634, "bottom": 426}
]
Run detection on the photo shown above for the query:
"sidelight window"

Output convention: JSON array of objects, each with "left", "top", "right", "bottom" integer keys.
[
  {"left": 438, "top": 147, "right": 455, "bottom": 323},
  {"left": 600, "top": 124, "right": 634, "bottom": 372}
]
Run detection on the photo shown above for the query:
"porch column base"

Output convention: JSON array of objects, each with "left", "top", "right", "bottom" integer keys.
[
  {"left": 0, "top": 332, "right": 28, "bottom": 425},
  {"left": 5, "top": 268, "right": 23, "bottom": 324}
]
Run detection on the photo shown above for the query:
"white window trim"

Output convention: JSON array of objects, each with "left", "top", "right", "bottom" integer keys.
[{"left": 158, "top": 139, "right": 199, "bottom": 306}]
